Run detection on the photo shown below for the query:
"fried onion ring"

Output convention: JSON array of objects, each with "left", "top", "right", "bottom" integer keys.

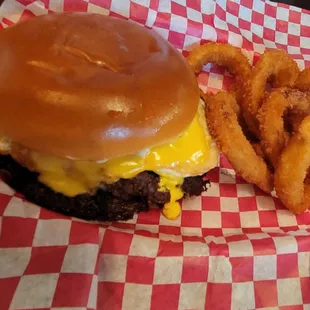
[
  {"left": 187, "top": 42, "right": 255, "bottom": 133},
  {"left": 187, "top": 43, "right": 251, "bottom": 83},
  {"left": 295, "top": 68, "right": 310, "bottom": 91},
  {"left": 205, "top": 91, "right": 274, "bottom": 193},
  {"left": 275, "top": 115, "right": 310, "bottom": 214},
  {"left": 245, "top": 50, "right": 300, "bottom": 136},
  {"left": 258, "top": 88, "right": 310, "bottom": 167}
]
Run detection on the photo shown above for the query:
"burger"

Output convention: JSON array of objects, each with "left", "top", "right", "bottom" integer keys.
[{"left": 0, "top": 13, "right": 219, "bottom": 221}]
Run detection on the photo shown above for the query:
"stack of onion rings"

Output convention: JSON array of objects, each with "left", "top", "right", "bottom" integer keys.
[{"left": 189, "top": 42, "right": 310, "bottom": 214}]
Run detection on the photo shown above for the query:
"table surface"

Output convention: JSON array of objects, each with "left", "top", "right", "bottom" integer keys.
[{"left": 271, "top": 0, "right": 310, "bottom": 9}]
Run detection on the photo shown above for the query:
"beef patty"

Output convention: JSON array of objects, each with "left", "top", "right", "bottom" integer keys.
[{"left": 0, "top": 155, "right": 210, "bottom": 221}]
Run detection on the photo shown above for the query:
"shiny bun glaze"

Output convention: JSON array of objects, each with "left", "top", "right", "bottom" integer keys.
[{"left": 0, "top": 13, "right": 200, "bottom": 161}]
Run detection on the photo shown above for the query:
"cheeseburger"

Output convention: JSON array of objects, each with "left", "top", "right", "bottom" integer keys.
[{"left": 0, "top": 13, "right": 218, "bottom": 221}]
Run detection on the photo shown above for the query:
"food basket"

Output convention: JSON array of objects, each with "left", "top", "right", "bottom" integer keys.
[{"left": 0, "top": 0, "right": 310, "bottom": 309}]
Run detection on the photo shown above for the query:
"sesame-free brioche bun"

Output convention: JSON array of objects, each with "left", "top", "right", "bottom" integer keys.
[{"left": 0, "top": 13, "right": 200, "bottom": 161}]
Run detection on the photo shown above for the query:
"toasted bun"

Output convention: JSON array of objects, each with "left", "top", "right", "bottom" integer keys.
[{"left": 0, "top": 13, "right": 199, "bottom": 161}]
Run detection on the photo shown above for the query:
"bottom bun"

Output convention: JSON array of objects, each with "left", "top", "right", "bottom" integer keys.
[{"left": 0, "top": 155, "right": 209, "bottom": 221}]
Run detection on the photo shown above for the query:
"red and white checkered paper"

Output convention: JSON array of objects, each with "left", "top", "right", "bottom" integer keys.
[{"left": 1, "top": 0, "right": 310, "bottom": 309}]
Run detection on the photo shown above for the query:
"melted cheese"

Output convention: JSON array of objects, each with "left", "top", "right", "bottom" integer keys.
[
  {"left": 0, "top": 136, "right": 11, "bottom": 154},
  {"left": 4, "top": 100, "right": 219, "bottom": 219}
]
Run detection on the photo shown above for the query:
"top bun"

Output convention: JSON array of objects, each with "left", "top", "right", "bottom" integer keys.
[{"left": 0, "top": 13, "right": 199, "bottom": 161}]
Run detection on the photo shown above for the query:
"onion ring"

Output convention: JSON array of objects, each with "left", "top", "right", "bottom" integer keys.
[
  {"left": 258, "top": 88, "right": 310, "bottom": 166},
  {"left": 187, "top": 43, "right": 251, "bottom": 83},
  {"left": 205, "top": 91, "right": 274, "bottom": 193},
  {"left": 245, "top": 50, "right": 300, "bottom": 136},
  {"left": 187, "top": 42, "right": 255, "bottom": 134},
  {"left": 187, "top": 43, "right": 252, "bottom": 101},
  {"left": 275, "top": 115, "right": 310, "bottom": 214},
  {"left": 295, "top": 68, "right": 310, "bottom": 91}
]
